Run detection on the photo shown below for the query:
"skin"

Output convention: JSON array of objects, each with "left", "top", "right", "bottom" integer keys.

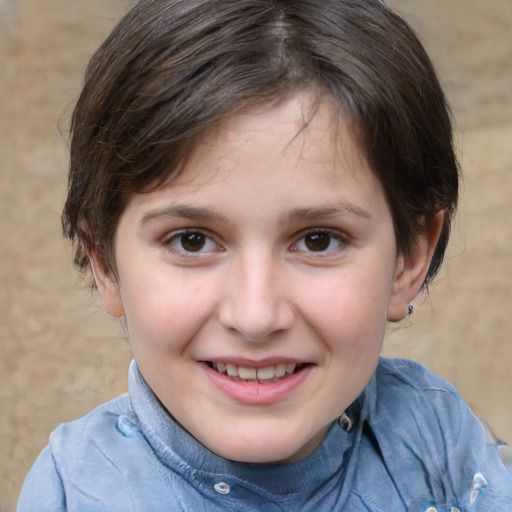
[{"left": 89, "top": 92, "right": 442, "bottom": 464}]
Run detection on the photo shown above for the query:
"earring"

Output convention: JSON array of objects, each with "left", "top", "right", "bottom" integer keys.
[{"left": 407, "top": 303, "right": 414, "bottom": 316}]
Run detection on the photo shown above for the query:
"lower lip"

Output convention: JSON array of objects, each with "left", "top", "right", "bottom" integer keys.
[{"left": 201, "top": 363, "right": 313, "bottom": 405}]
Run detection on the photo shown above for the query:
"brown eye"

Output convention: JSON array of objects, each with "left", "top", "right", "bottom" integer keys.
[
  {"left": 292, "top": 229, "right": 345, "bottom": 254},
  {"left": 180, "top": 232, "right": 206, "bottom": 252},
  {"left": 304, "top": 232, "right": 332, "bottom": 252},
  {"left": 166, "top": 230, "right": 219, "bottom": 254},
  {"left": 164, "top": 229, "right": 223, "bottom": 260}
]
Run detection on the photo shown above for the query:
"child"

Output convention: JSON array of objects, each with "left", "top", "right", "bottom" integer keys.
[{"left": 17, "top": 0, "right": 512, "bottom": 510}]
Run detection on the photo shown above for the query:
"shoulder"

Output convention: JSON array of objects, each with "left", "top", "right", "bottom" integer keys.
[
  {"left": 47, "top": 393, "right": 137, "bottom": 475},
  {"left": 372, "top": 357, "right": 478, "bottom": 456},
  {"left": 49, "top": 394, "right": 155, "bottom": 502},
  {"left": 20, "top": 394, "right": 161, "bottom": 512},
  {"left": 374, "top": 357, "right": 464, "bottom": 428},
  {"left": 375, "top": 356, "right": 459, "bottom": 394},
  {"left": 20, "top": 392, "right": 189, "bottom": 511},
  {"left": 18, "top": 394, "right": 136, "bottom": 512},
  {"left": 49, "top": 393, "right": 133, "bottom": 453},
  {"left": 356, "top": 357, "right": 512, "bottom": 509}
]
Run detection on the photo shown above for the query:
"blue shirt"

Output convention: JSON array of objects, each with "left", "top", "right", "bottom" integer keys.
[{"left": 17, "top": 358, "right": 512, "bottom": 511}]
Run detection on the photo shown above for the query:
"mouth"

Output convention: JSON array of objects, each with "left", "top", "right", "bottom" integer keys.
[{"left": 205, "top": 361, "right": 309, "bottom": 384}]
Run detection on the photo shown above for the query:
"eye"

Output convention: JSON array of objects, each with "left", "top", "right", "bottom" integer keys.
[
  {"left": 165, "top": 230, "right": 220, "bottom": 254},
  {"left": 291, "top": 229, "right": 345, "bottom": 253}
]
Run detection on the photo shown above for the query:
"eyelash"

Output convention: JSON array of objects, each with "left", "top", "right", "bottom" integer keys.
[
  {"left": 290, "top": 228, "right": 348, "bottom": 254},
  {"left": 162, "top": 228, "right": 348, "bottom": 256},
  {"left": 163, "top": 229, "right": 222, "bottom": 255}
]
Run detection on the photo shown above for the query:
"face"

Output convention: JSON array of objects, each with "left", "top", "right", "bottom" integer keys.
[{"left": 93, "top": 92, "right": 433, "bottom": 464}]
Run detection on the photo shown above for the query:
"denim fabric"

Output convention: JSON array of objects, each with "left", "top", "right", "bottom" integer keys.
[{"left": 17, "top": 358, "right": 512, "bottom": 511}]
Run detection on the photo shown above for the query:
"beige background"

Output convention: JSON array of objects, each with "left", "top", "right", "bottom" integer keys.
[{"left": 1, "top": 1, "right": 511, "bottom": 510}]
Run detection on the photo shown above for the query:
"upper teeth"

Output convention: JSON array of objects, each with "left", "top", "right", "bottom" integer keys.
[{"left": 213, "top": 362, "right": 297, "bottom": 381}]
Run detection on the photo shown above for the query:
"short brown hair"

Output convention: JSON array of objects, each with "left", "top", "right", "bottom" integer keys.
[{"left": 63, "top": 0, "right": 459, "bottom": 284}]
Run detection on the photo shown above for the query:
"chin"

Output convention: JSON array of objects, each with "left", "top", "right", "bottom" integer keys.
[
  {"left": 222, "top": 446, "right": 296, "bottom": 465},
  {"left": 207, "top": 430, "right": 324, "bottom": 465}
]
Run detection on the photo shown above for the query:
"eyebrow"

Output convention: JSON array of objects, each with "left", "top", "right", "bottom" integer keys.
[
  {"left": 283, "top": 203, "right": 373, "bottom": 223},
  {"left": 140, "top": 205, "right": 230, "bottom": 226},
  {"left": 140, "top": 201, "right": 372, "bottom": 227}
]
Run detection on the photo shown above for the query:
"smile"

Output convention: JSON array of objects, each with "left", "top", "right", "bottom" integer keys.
[
  {"left": 202, "top": 359, "right": 313, "bottom": 405},
  {"left": 207, "top": 361, "right": 307, "bottom": 383}
]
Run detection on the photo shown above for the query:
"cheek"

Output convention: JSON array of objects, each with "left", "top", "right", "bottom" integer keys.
[
  {"left": 121, "top": 275, "right": 217, "bottom": 352},
  {"left": 296, "top": 271, "right": 391, "bottom": 348}
]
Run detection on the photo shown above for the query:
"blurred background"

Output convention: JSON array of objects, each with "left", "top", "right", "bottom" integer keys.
[{"left": 0, "top": 0, "right": 511, "bottom": 509}]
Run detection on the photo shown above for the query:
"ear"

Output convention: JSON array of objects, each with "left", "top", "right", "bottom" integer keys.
[
  {"left": 84, "top": 242, "right": 125, "bottom": 318},
  {"left": 387, "top": 212, "right": 444, "bottom": 322}
]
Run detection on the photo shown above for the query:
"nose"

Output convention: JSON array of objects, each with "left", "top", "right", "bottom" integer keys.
[{"left": 217, "top": 252, "right": 295, "bottom": 341}]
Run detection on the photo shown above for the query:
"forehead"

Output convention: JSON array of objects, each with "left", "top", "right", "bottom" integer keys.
[
  {"left": 119, "top": 92, "right": 390, "bottom": 231},
  {"left": 171, "top": 92, "right": 367, "bottom": 189}
]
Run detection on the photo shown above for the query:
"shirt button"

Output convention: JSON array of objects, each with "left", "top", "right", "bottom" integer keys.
[
  {"left": 116, "top": 415, "right": 136, "bottom": 438},
  {"left": 425, "top": 507, "right": 438, "bottom": 512},
  {"left": 470, "top": 472, "right": 488, "bottom": 504},
  {"left": 339, "top": 412, "right": 353, "bottom": 432},
  {"left": 213, "top": 481, "right": 231, "bottom": 495}
]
